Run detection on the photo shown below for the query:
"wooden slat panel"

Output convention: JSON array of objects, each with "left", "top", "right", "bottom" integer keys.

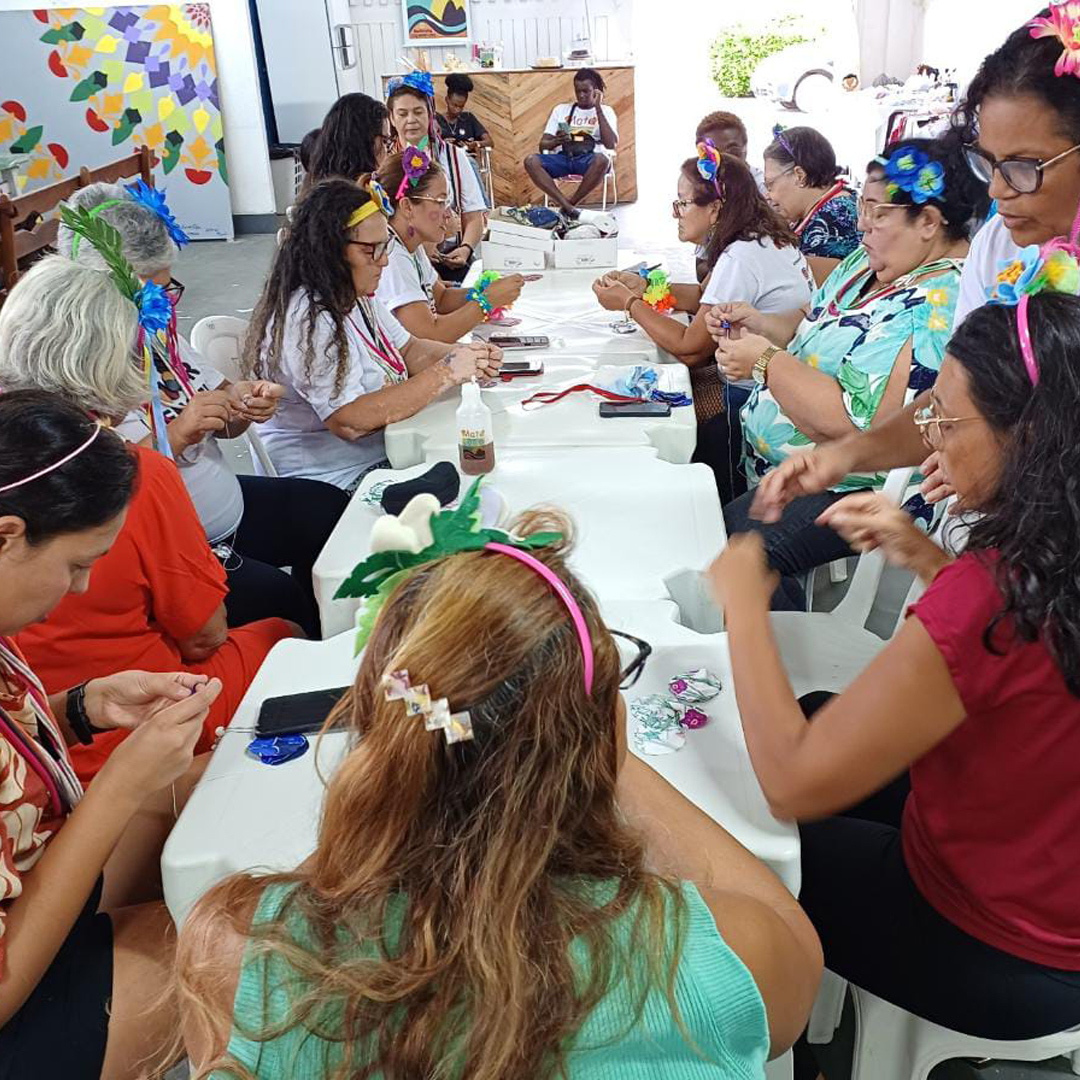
[{"left": 14, "top": 219, "right": 59, "bottom": 260}]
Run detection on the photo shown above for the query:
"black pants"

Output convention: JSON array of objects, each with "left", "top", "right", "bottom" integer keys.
[
  {"left": 693, "top": 382, "right": 752, "bottom": 506},
  {"left": 723, "top": 487, "right": 856, "bottom": 610},
  {"left": 224, "top": 475, "right": 349, "bottom": 639},
  {"left": 794, "top": 692, "right": 1080, "bottom": 1077}
]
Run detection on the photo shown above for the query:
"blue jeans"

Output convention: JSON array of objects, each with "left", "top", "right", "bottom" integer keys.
[{"left": 692, "top": 381, "right": 753, "bottom": 505}]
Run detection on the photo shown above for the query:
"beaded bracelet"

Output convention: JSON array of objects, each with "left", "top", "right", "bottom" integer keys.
[{"left": 467, "top": 270, "right": 503, "bottom": 321}]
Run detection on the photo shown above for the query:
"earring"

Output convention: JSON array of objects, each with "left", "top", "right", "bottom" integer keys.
[{"left": 407, "top": 225, "right": 415, "bottom": 238}]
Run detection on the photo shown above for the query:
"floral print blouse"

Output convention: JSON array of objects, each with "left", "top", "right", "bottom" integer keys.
[
  {"left": 740, "top": 246, "right": 963, "bottom": 493},
  {"left": 799, "top": 188, "right": 861, "bottom": 262}
]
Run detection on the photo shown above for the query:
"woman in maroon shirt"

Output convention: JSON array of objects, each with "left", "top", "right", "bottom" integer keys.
[{"left": 710, "top": 285, "right": 1080, "bottom": 1074}]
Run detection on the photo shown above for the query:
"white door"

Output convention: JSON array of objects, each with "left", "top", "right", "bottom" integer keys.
[{"left": 325, "top": 0, "right": 364, "bottom": 96}]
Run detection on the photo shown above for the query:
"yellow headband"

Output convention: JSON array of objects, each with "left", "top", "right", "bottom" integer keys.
[
  {"left": 345, "top": 179, "right": 395, "bottom": 230},
  {"left": 346, "top": 202, "right": 381, "bottom": 229}
]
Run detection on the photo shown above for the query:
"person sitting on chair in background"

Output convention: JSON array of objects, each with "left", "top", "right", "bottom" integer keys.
[
  {"left": 525, "top": 68, "right": 618, "bottom": 219},
  {"left": 298, "top": 127, "right": 320, "bottom": 174},
  {"left": 437, "top": 73, "right": 492, "bottom": 152},
  {"left": 304, "top": 93, "right": 393, "bottom": 191}
]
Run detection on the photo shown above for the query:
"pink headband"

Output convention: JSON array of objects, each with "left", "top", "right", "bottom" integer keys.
[
  {"left": 1017, "top": 199, "right": 1080, "bottom": 386},
  {"left": 484, "top": 542, "right": 594, "bottom": 696},
  {"left": 0, "top": 422, "right": 102, "bottom": 495}
]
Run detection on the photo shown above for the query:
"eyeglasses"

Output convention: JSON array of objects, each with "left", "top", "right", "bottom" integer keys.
[
  {"left": 763, "top": 166, "right": 794, "bottom": 193},
  {"left": 611, "top": 629, "right": 652, "bottom": 690},
  {"left": 408, "top": 194, "right": 453, "bottom": 209},
  {"left": 856, "top": 197, "right": 909, "bottom": 229},
  {"left": 913, "top": 403, "right": 980, "bottom": 448},
  {"left": 964, "top": 142, "right": 1080, "bottom": 195},
  {"left": 164, "top": 277, "right": 185, "bottom": 303},
  {"left": 672, "top": 198, "right": 695, "bottom": 217},
  {"left": 381, "top": 132, "right": 397, "bottom": 153},
  {"left": 347, "top": 238, "right": 392, "bottom": 260}
]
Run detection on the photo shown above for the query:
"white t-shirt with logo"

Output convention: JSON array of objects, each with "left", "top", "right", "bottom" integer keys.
[
  {"left": 259, "top": 292, "right": 412, "bottom": 490},
  {"left": 701, "top": 237, "right": 814, "bottom": 389},
  {"left": 543, "top": 102, "right": 619, "bottom": 144},
  {"left": 378, "top": 238, "right": 438, "bottom": 316}
]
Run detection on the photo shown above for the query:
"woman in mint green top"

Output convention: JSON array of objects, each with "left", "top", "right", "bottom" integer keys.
[{"left": 176, "top": 510, "right": 821, "bottom": 1079}]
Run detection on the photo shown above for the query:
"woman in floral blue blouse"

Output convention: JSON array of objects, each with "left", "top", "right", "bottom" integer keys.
[
  {"left": 762, "top": 126, "right": 861, "bottom": 285},
  {"left": 708, "top": 134, "right": 988, "bottom": 610}
]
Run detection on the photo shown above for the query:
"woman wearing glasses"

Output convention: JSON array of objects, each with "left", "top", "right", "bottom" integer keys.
[
  {"left": 303, "top": 92, "right": 393, "bottom": 189},
  {"left": 712, "top": 291, "right": 1080, "bottom": 1075},
  {"left": 753, "top": 9, "right": 1080, "bottom": 525},
  {"left": 247, "top": 179, "right": 501, "bottom": 494},
  {"left": 178, "top": 511, "right": 821, "bottom": 1077},
  {"left": 374, "top": 150, "right": 525, "bottom": 344},
  {"left": 761, "top": 126, "right": 860, "bottom": 286},
  {"left": 57, "top": 182, "right": 349, "bottom": 640},
  {"left": 710, "top": 135, "right": 983, "bottom": 609}
]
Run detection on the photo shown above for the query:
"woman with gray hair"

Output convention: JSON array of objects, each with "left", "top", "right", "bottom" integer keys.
[{"left": 56, "top": 181, "right": 348, "bottom": 639}]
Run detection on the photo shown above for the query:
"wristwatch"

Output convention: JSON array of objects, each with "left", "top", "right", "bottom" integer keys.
[
  {"left": 66, "top": 682, "right": 106, "bottom": 745},
  {"left": 752, "top": 345, "right": 780, "bottom": 386}
]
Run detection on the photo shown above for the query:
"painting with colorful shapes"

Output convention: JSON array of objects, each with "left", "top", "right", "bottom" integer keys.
[{"left": 0, "top": 5, "right": 233, "bottom": 239}]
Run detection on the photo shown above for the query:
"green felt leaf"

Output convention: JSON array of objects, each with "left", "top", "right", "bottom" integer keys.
[
  {"left": 352, "top": 568, "right": 410, "bottom": 656},
  {"left": 334, "top": 548, "right": 425, "bottom": 600},
  {"left": 57, "top": 206, "right": 140, "bottom": 302}
]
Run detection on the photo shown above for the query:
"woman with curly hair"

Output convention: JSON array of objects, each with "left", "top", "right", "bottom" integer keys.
[
  {"left": 304, "top": 93, "right": 393, "bottom": 187},
  {"left": 177, "top": 510, "right": 821, "bottom": 1078},
  {"left": 246, "top": 179, "right": 501, "bottom": 491},
  {"left": 712, "top": 289, "right": 1080, "bottom": 1076}
]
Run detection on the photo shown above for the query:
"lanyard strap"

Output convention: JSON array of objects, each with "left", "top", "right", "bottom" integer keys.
[
  {"left": 795, "top": 181, "right": 848, "bottom": 237},
  {"left": 347, "top": 302, "right": 407, "bottom": 382},
  {"left": 829, "top": 257, "right": 961, "bottom": 314},
  {"left": 521, "top": 383, "right": 646, "bottom": 410},
  {"left": 0, "top": 705, "right": 63, "bottom": 819}
]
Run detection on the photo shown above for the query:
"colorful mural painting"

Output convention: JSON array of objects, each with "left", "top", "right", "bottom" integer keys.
[
  {"left": 402, "top": 0, "right": 469, "bottom": 43},
  {"left": 0, "top": 5, "right": 232, "bottom": 239}
]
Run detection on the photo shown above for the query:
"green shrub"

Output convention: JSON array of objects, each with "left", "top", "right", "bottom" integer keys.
[{"left": 709, "top": 18, "right": 813, "bottom": 97}]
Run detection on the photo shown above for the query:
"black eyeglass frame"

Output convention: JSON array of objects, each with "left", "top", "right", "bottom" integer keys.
[
  {"left": 347, "top": 238, "right": 392, "bottom": 261},
  {"left": 611, "top": 629, "right": 652, "bottom": 690},
  {"left": 963, "top": 141, "right": 1080, "bottom": 195}
]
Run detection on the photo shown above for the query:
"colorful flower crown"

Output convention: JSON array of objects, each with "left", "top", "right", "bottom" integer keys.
[
  {"left": 124, "top": 179, "right": 190, "bottom": 247},
  {"left": 695, "top": 139, "right": 725, "bottom": 201},
  {"left": 879, "top": 146, "right": 946, "bottom": 205},
  {"left": 1029, "top": 2, "right": 1080, "bottom": 80},
  {"left": 388, "top": 70, "right": 435, "bottom": 100}
]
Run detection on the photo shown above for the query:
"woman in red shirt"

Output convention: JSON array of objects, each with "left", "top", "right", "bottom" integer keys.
[
  {"left": 711, "top": 286, "right": 1080, "bottom": 1070},
  {"left": 0, "top": 390, "right": 221, "bottom": 1079},
  {"left": 0, "top": 257, "right": 297, "bottom": 781}
]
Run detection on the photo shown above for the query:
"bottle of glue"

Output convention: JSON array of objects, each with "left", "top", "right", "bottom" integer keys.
[{"left": 457, "top": 379, "right": 495, "bottom": 476}]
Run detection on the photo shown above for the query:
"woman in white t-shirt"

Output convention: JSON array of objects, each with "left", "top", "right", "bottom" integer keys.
[
  {"left": 375, "top": 150, "right": 525, "bottom": 343},
  {"left": 247, "top": 179, "right": 501, "bottom": 493},
  {"left": 750, "top": 8, "right": 1080, "bottom": 525},
  {"left": 386, "top": 72, "right": 488, "bottom": 284}
]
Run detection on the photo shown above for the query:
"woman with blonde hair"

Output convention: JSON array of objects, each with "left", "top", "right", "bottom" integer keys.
[{"left": 178, "top": 505, "right": 821, "bottom": 1078}]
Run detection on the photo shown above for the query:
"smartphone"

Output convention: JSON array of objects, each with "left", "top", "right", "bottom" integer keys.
[
  {"left": 488, "top": 334, "right": 550, "bottom": 349},
  {"left": 501, "top": 357, "right": 544, "bottom": 376},
  {"left": 521, "top": 274, "right": 544, "bottom": 282},
  {"left": 599, "top": 401, "right": 672, "bottom": 418},
  {"left": 255, "top": 686, "right": 348, "bottom": 738}
]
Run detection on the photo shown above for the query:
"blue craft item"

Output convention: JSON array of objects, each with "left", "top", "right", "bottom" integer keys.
[
  {"left": 125, "top": 179, "right": 191, "bottom": 246},
  {"left": 135, "top": 281, "right": 172, "bottom": 336},
  {"left": 652, "top": 390, "right": 692, "bottom": 409},
  {"left": 247, "top": 734, "right": 310, "bottom": 765},
  {"left": 388, "top": 70, "right": 435, "bottom": 99}
]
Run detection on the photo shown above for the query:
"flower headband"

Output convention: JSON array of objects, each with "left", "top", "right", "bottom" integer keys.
[
  {"left": 335, "top": 478, "right": 594, "bottom": 696},
  {"left": 124, "top": 180, "right": 190, "bottom": 246},
  {"left": 346, "top": 179, "right": 395, "bottom": 229},
  {"left": 1028, "top": 2, "right": 1080, "bottom": 80},
  {"left": 396, "top": 143, "right": 433, "bottom": 201},
  {"left": 876, "top": 146, "right": 946, "bottom": 206},
  {"left": 388, "top": 70, "right": 435, "bottom": 100},
  {"left": 695, "top": 139, "right": 725, "bottom": 201},
  {"left": 772, "top": 123, "right": 796, "bottom": 162},
  {"left": 0, "top": 421, "right": 102, "bottom": 495}
]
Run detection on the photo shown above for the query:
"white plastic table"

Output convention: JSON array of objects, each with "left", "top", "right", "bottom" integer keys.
[
  {"left": 162, "top": 600, "right": 799, "bottom": 931},
  {"left": 312, "top": 449, "right": 726, "bottom": 639},
  {"left": 385, "top": 362, "right": 696, "bottom": 468}
]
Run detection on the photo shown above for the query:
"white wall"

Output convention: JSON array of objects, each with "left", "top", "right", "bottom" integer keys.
[
  {"left": 0, "top": 0, "right": 276, "bottom": 219},
  {"left": 348, "top": 0, "right": 631, "bottom": 95}
]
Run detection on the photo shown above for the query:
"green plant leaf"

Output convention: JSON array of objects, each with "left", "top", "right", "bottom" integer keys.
[{"left": 57, "top": 205, "right": 140, "bottom": 302}]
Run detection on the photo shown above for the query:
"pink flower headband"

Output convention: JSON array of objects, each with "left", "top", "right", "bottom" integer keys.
[
  {"left": 1029, "top": 2, "right": 1080, "bottom": 79},
  {"left": 0, "top": 422, "right": 102, "bottom": 494}
]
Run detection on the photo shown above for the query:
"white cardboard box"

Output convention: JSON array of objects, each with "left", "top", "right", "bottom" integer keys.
[
  {"left": 551, "top": 237, "right": 619, "bottom": 269},
  {"left": 480, "top": 240, "right": 547, "bottom": 272},
  {"left": 487, "top": 220, "right": 556, "bottom": 253}
]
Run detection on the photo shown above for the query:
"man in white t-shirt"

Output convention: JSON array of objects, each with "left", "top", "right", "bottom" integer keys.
[{"left": 524, "top": 68, "right": 618, "bottom": 218}]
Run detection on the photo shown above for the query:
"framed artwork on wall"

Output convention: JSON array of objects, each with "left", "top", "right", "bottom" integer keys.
[{"left": 402, "top": 0, "right": 470, "bottom": 44}]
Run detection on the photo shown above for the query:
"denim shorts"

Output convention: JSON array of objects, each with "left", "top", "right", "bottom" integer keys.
[{"left": 539, "top": 151, "right": 597, "bottom": 179}]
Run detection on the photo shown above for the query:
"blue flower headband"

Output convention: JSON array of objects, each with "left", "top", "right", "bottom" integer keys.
[
  {"left": 124, "top": 179, "right": 190, "bottom": 247},
  {"left": 876, "top": 146, "right": 946, "bottom": 206},
  {"left": 772, "top": 124, "right": 797, "bottom": 162},
  {"left": 388, "top": 70, "right": 435, "bottom": 100}
]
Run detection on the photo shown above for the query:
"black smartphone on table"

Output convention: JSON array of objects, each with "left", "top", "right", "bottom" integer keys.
[
  {"left": 488, "top": 334, "right": 550, "bottom": 349},
  {"left": 599, "top": 401, "right": 672, "bottom": 418},
  {"left": 255, "top": 686, "right": 349, "bottom": 738},
  {"left": 501, "top": 357, "right": 544, "bottom": 376}
]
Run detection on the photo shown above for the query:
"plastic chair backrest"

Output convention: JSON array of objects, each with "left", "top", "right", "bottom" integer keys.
[{"left": 190, "top": 315, "right": 249, "bottom": 383}]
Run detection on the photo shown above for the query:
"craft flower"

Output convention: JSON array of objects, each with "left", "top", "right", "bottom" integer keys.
[
  {"left": 696, "top": 139, "right": 721, "bottom": 182},
  {"left": 643, "top": 269, "right": 675, "bottom": 314},
  {"left": 986, "top": 246, "right": 1043, "bottom": 304},
  {"left": 1029, "top": 1, "right": 1080, "bottom": 80},
  {"left": 1037, "top": 249, "right": 1080, "bottom": 294},
  {"left": 397, "top": 145, "right": 432, "bottom": 199},
  {"left": 368, "top": 178, "right": 394, "bottom": 218},
  {"left": 885, "top": 147, "right": 928, "bottom": 184},
  {"left": 389, "top": 70, "right": 435, "bottom": 99},
  {"left": 911, "top": 161, "right": 946, "bottom": 204},
  {"left": 135, "top": 281, "right": 172, "bottom": 335},
  {"left": 125, "top": 179, "right": 190, "bottom": 247}
]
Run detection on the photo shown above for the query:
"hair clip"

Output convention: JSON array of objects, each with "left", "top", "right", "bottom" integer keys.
[
  {"left": 124, "top": 179, "right": 190, "bottom": 246},
  {"left": 381, "top": 670, "right": 474, "bottom": 744},
  {"left": 881, "top": 146, "right": 946, "bottom": 205},
  {"left": 695, "top": 139, "right": 725, "bottom": 201},
  {"left": 772, "top": 123, "right": 796, "bottom": 160},
  {"left": 1029, "top": 3, "right": 1080, "bottom": 80}
]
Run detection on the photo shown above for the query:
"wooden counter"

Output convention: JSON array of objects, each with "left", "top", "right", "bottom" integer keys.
[{"left": 382, "top": 65, "right": 636, "bottom": 207}]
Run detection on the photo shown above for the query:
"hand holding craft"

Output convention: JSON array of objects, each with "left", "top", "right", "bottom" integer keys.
[
  {"left": 706, "top": 533, "right": 777, "bottom": 613},
  {"left": 715, "top": 332, "right": 770, "bottom": 382},
  {"left": 229, "top": 379, "right": 284, "bottom": 422},
  {"left": 83, "top": 670, "right": 213, "bottom": 731},
  {"left": 706, "top": 301, "right": 757, "bottom": 341},
  {"left": 172, "top": 389, "right": 235, "bottom": 447},
  {"left": 592, "top": 278, "right": 635, "bottom": 312}
]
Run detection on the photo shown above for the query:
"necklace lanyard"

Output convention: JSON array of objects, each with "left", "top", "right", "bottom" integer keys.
[
  {"left": 347, "top": 300, "right": 407, "bottom": 384},
  {"left": 0, "top": 705, "right": 63, "bottom": 819},
  {"left": 521, "top": 383, "right": 646, "bottom": 410},
  {"left": 827, "top": 257, "right": 962, "bottom": 316},
  {"left": 795, "top": 181, "right": 848, "bottom": 237}
]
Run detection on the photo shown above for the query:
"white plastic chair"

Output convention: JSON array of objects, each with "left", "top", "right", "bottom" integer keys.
[
  {"left": 542, "top": 149, "right": 618, "bottom": 211},
  {"left": 810, "top": 973, "right": 1080, "bottom": 1079},
  {"left": 189, "top": 315, "right": 277, "bottom": 477}
]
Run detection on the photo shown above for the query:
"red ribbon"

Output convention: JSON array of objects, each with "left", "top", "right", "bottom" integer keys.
[{"left": 520, "top": 383, "right": 646, "bottom": 410}]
